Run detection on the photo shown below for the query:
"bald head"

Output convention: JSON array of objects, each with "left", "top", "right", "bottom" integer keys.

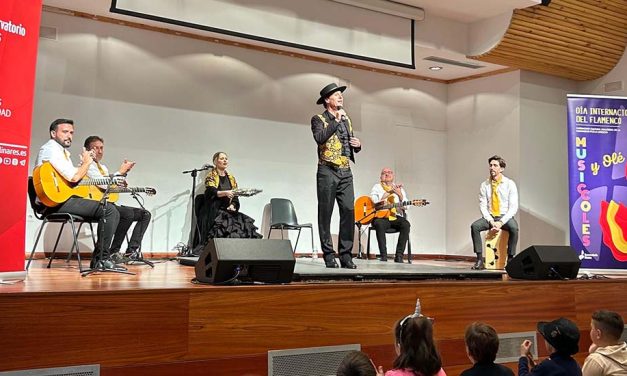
[{"left": 380, "top": 168, "right": 394, "bottom": 184}]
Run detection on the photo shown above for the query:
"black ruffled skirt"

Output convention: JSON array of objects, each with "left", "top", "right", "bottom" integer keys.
[{"left": 207, "top": 209, "right": 262, "bottom": 239}]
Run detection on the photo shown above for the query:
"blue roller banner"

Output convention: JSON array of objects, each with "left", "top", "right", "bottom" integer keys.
[{"left": 567, "top": 94, "right": 627, "bottom": 269}]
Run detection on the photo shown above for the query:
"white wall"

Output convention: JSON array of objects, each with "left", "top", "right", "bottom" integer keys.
[
  {"left": 445, "top": 71, "right": 521, "bottom": 255},
  {"left": 27, "top": 12, "right": 448, "bottom": 255},
  {"left": 578, "top": 48, "right": 627, "bottom": 96},
  {"left": 518, "top": 71, "right": 576, "bottom": 250}
]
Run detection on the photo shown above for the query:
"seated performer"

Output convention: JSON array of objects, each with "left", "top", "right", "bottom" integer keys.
[
  {"left": 197, "top": 152, "right": 262, "bottom": 241},
  {"left": 470, "top": 155, "right": 519, "bottom": 270},
  {"left": 370, "top": 168, "right": 411, "bottom": 263},
  {"left": 34, "top": 119, "right": 120, "bottom": 269},
  {"left": 84, "top": 136, "right": 151, "bottom": 263}
]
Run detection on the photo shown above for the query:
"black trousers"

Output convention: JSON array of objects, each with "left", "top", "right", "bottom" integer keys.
[
  {"left": 372, "top": 216, "right": 410, "bottom": 255},
  {"left": 110, "top": 205, "right": 151, "bottom": 254},
  {"left": 55, "top": 197, "right": 120, "bottom": 259},
  {"left": 316, "top": 164, "right": 354, "bottom": 259},
  {"left": 470, "top": 216, "right": 519, "bottom": 258}
]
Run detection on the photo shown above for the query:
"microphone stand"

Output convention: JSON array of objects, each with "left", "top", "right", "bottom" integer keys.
[
  {"left": 182, "top": 164, "right": 212, "bottom": 257},
  {"left": 125, "top": 191, "right": 154, "bottom": 268},
  {"left": 354, "top": 209, "right": 377, "bottom": 260},
  {"left": 83, "top": 177, "right": 134, "bottom": 276}
]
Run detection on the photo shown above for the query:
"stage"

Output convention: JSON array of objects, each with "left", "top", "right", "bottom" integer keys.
[{"left": 1, "top": 258, "right": 626, "bottom": 376}]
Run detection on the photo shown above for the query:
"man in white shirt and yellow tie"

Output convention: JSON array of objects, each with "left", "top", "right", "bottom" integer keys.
[{"left": 470, "top": 155, "right": 519, "bottom": 270}]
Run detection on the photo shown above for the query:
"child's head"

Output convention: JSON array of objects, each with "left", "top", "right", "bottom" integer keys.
[
  {"left": 464, "top": 322, "right": 500, "bottom": 364},
  {"left": 337, "top": 351, "right": 377, "bottom": 376}
]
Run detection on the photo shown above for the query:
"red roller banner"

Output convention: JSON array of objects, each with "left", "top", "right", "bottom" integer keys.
[{"left": 0, "top": 1, "right": 42, "bottom": 273}]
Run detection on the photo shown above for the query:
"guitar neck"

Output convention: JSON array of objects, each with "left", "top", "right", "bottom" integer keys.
[
  {"left": 77, "top": 177, "right": 114, "bottom": 186},
  {"left": 383, "top": 201, "right": 412, "bottom": 209},
  {"left": 111, "top": 187, "right": 149, "bottom": 194}
]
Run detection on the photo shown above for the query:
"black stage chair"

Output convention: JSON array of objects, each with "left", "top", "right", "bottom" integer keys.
[
  {"left": 267, "top": 198, "right": 314, "bottom": 254},
  {"left": 26, "top": 177, "right": 97, "bottom": 272}
]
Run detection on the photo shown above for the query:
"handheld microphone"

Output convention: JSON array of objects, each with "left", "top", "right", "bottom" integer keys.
[
  {"left": 201, "top": 164, "right": 214, "bottom": 170},
  {"left": 337, "top": 106, "right": 347, "bottom": 121}
]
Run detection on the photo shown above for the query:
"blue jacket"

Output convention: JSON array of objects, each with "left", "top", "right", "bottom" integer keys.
[{"left": 518, "top": 353, "right": 582, "bottom": 376}]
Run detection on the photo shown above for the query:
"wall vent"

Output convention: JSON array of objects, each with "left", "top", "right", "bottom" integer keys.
[
  {"left": 496, "top": 331, "right": 537, "bottom": 364},
  {"left": 0, "top": 364, "right": 99, "bottom": 376},
  {"left": 39, "top": 26, "right": 58, "bottom": 40},
  {"left": 424, "top": 56, "right": 485, "bottom": 69},
  {"left": 269, "top": 344, "right": 360, "bottom": 376},
  {"left": 604, "top": 81, "right": 624, "bottom": 93}
]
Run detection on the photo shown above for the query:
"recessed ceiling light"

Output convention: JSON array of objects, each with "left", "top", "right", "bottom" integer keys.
[{"left": 429, "top": 66, "right": 443, "bottom": 71}]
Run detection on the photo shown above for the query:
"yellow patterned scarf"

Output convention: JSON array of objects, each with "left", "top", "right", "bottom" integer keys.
[
  {"left": 380, "top": 182, "right": 397, "bottom": 221},
  {"left": 205, "top": 169, "right": 237, "bottom": 190}
]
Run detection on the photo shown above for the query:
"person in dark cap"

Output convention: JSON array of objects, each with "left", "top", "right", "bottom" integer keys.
[
  {"left": 311, "top": 83, "right": 361, "bottom": 269},
  {"left": 518, "top": 317, "right": 582, "bottom": 376}
]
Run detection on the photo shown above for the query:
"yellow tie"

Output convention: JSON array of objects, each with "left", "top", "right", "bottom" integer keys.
[
  {"left": 96, "top": 161, "right": 106, "bottom": 176},
  {"left": 490, "top": 178, "right": 501, "bottom": 217}
]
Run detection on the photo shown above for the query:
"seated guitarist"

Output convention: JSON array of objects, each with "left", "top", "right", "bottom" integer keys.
[
  {"left": 370, "top": 168, "right": 411, "bottom": 263},
  {"left": 35, "top": 119, "right": 121, "bottom": 269},
  {"left": 83, "top": 135, "right": 151, "bottom": 264}
]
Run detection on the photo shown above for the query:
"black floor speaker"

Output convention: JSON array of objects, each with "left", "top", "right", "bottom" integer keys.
[
  {"left": 505, "top": 245, "right": 581, "bottom": 280},
  {"left": 195, "top": 238, "right": 295, "bottom": 284}
]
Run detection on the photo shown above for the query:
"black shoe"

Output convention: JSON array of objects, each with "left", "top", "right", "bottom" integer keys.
[
  {"left": 111, "top": 252, "right": 131, "bottom": 265},
  {"left": 379, "top": 253, "right": 388, "bottom": 262},
  {"left": 471, "top": 259, "right": 485, "bottom": 270},
  {"left": 340, "top": 259, "right": 357, "bottom": 269},
  {"left": 324, "top": 255, "right": 339, "bottom": 268},
  {"left": 394, "top": 255, "right": 404, "bottom": 263}
]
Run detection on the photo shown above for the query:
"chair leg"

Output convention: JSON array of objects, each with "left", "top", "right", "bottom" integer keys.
[
  {"left": 309, "top": 225, "right": 314, "bottom": 255},
  {"left": 367, "top": 228, "right": 372, "bottom": 260},
  {"left": 48, "top": 222, "right": 67, "bottom": 268},
  {"left": 294, "top": 228, "right": 302, "bottom": 252},
  {"left": 68, "top": 222, "right": 85, "bottom": 262},
  {"left": 267, "top": 228, "right": 273, "bottom": 239},
  {"left": 407, "top": 239, "right": 412, "bottom": 264},
  {"left": 26, "top": 220, "right": 47, "bottom": 270},
  {"left": 68, "top": 219, "right": 84, "bottom": 273},
  {"left": 280, "top": 225, "right": 284, "bottom": 240}
]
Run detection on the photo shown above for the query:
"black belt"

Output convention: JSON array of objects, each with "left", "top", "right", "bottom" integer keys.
[{"left": 318, "top": 160, "right": 350, "bottom": 170}]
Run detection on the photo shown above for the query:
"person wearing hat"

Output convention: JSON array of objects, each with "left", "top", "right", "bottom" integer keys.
[
  {"left": 311, "top": 83, "right": 362, "bottom": 269},
  {"left": 519, "top": 317, "right": 582, "bottom": 376},
  {"left": 582, "top": 310, "right": 627, "bottom": 376}
]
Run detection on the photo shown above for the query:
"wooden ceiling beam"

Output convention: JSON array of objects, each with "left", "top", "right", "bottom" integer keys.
[{"left": 469, "top": 0, "right": 627, "bottom": 81}]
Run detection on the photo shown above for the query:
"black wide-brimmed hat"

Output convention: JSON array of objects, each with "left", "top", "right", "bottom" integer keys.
[
  {"left": 537, "top": 317, "right": 580, "bottom": 355},
  {"left": 316, "top": 83, "right": 346, "bottom": 105}
]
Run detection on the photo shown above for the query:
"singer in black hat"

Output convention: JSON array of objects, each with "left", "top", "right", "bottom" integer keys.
[{"left": 311, "top": 83, "right": 362, "bottom": 269}]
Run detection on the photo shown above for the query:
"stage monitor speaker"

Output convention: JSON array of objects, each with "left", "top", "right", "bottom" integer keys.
[
  {"left": 195, "top": 238, "right": 295, "bottom": 284},
  {"left": 505, "top": 245, "right": 581, "bottom": 280}
]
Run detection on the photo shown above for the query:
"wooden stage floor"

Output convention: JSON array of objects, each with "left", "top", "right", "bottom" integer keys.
[{"left": 1, "top": 258, "right": 626, "bottom": 376}]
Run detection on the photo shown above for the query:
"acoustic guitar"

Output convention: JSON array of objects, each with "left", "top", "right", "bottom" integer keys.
[
  {"left": 354, "top": 195, "right": 429, "bottom": 225},
  {"left": 33, "top": 162, "right": 155, "bottom": 207},
  {"left": 86, "top": 185, "right": 156, "bottom": 202}
]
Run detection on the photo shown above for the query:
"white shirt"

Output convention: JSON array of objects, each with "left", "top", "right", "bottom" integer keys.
[
  {"left": 479, "top": 175, "right": 518, "bottom": 224},
  {"left": 85, "top": 160, "right": 109, "bottom": 179},
  {"left": 370, "top": 182, "right": 409, "bottom": 217},
  {"left": 35, "top": 139, "right": 78, "bottom": 181}
]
